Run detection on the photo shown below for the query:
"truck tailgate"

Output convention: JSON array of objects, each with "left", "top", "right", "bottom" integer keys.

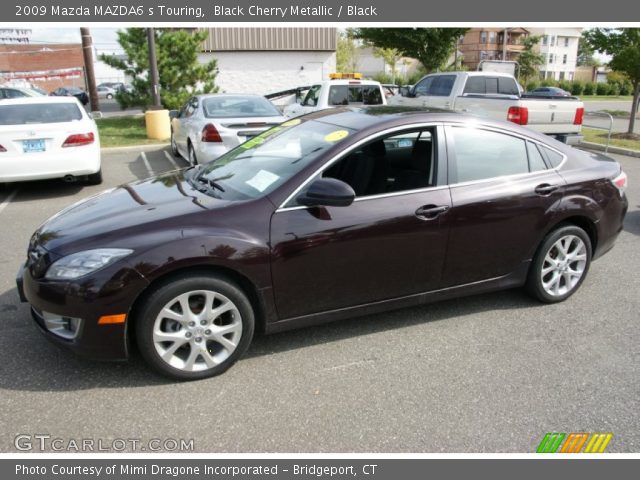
[{"left": 521, "top": 99, "right": 583, "bottom": 135}]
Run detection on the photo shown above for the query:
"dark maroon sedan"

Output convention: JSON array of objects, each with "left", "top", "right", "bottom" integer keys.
[{"left": 17, "top": 107, "right": 628, "bottom": 380}]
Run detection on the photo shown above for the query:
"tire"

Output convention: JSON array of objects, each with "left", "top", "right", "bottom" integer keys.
[
  {"left": 85, "top": 169, "right": 103, "bottom": 185},
  {"left": 526, "top": 225, "right": 592, "bottom": 303},
  {"left": 135, "top": 274, "right": 255, "bottom": 380},
  {"left": 106, "top": 94, "right": 113, "bottom": 100},
  {"left": 170, "top": 132, "right": 180, "bottom": 158},
  {"left": 188, "top": 142, "right": 198, "bottom": 166}
]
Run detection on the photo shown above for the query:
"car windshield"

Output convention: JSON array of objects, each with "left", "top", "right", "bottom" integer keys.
[
  {"left": 0, "top": 103, "right": 83, "bottom": 125},
  {"left": 191, "top": 119, "right": 355, "bottom": 201},
  {"left": 202, "top": 96, "right": 281, "bottom": 118}
]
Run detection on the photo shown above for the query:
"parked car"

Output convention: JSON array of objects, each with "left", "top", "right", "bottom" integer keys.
[
  {"left": 17, "top": 107, "right": 627, "bottom": 380},
  {"left": 96, "top": 86, "right": 116, "bottom": 99},
  {"left": 0, "top": 97, "right": 101, "bottom": 184},
  {"left": 389, "top": 72, "right": 584, "bottom": 144},
  {"left": 170, "top": 94, "right": 286, "bottom": 165},
  {"left": 50, "top": 87, "right": 89, "bottom": 106},
  {"left": 527, "top": 86, "right": 572, "bottom": 98},
  {"left": 98, "top": 82, "right": 133, "bottom": 94},
  {"left": 0, "top": 86, "right": 45, "bottom": 99}
]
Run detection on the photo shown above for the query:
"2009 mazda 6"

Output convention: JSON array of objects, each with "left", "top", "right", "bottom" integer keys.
[{"left": 17, "top": 107, "right": 628, "bottom": 380}]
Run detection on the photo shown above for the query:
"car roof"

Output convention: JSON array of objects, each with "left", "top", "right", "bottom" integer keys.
[{"left": 0, "top": 96, "right": 83, "bottom": 106}]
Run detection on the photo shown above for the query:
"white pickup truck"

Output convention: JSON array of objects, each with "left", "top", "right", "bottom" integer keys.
[
  {"left": 278, "top": 74, "right": 387, "bottom": 118},
  {"left": 388, "top": 71, "right": 584, "bottom": 144}
]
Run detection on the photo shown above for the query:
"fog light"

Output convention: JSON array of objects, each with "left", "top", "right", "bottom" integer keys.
[{"left": 42, "top": 312, "right": 82, "bottom": 340}]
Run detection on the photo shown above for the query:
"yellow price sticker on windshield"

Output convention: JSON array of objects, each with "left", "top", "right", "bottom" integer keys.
[
  {"left": 324, "top": 130, "right": 349, "bottom": 142},
  {"left": 282, "top": 118, "right": 301, "bottom": 127}
]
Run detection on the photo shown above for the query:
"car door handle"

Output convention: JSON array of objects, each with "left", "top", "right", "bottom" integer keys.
[
  {"left": 534, "top": 184, "right": 559, "bottom": 196},
  {"left": 415, "top": 205, "right": 450, "bottom": 220}
]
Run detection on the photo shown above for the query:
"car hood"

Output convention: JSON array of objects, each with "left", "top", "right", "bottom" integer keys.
[{"left": 33, "top": 169, "right": 235, "bottom": 254}]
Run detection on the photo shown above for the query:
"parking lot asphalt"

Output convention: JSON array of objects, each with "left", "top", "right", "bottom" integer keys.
[{"left": 0, "top": 147, "right": 638, "bottom": 453}]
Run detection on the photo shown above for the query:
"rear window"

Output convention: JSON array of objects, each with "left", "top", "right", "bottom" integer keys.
[
  {"left": 329, "top": 85, "right": 383, "bottom": 106},
  {"left": 202, "top": 96, "right": 281, "bottom": 118},
  {"left": 463, "top": 76, "right": 519, "bottom": 95},
  {"left": 0, "top": 103, "right": 83, "bottom": 125}
]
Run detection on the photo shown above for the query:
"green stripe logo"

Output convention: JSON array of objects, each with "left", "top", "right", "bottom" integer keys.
[{"left": 537, "top": 432, "right": 566, "bottom": 453}]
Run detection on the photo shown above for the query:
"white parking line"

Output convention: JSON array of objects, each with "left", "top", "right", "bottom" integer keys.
[
  {"left": 163, "top": 150, "right": 180, "bottom": 170},
  {"left": 140, "top": 151, "right": 155, "bottom": 176},
  {"left": 0, "top": 189, "right": 18, "bottom": 215}
]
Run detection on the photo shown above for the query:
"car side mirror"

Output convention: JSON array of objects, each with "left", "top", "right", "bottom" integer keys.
[
  {"left": 297, "top": 178, "right": 355, "bottom": 208},
  {"left": 169, "top": 110, "right": 179, "bottom": 119},
  {"left": 400, "top": 86, "right": 416, "bottom": 98}
]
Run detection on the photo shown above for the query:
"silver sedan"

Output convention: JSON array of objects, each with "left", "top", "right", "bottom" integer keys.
[{"left": 169, "top": 94, "right": 286, "bottom": 165}]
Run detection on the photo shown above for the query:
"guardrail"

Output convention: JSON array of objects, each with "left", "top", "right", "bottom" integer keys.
[{"left": 583, "top": 111, "right": 614, "bottom": 153}]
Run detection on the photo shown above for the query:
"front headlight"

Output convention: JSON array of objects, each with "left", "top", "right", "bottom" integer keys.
[{"left": 45, "top": 248, "right": 133, "bottom": 280}]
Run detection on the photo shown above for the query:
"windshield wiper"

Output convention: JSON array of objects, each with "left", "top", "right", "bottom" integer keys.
[{"left": 197, "top": 176, "right": 225, "bottom": 192}]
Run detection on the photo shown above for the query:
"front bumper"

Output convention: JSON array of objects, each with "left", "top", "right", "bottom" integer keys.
[{"left": 16, "top": 260, "right": 149, "bottom": 361}]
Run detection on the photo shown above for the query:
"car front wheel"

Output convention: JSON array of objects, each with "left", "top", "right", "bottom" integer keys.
[
  {"left": 526, "top": 225, "right": 592, "bottom": 303},
  {"left": 135, "top": 274, "right": 255, "bottom": 380}
]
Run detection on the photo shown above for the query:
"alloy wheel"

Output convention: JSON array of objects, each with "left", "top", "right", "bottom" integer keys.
[
  {"left": 540, "top": 234, "right": 587, "bottom": 297},
  {"left": 152, "top": 290, "right": 242, "bottom": 372}
]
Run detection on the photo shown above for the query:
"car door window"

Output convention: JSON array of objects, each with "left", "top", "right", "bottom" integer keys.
[
  {"left": 450, "top": 127, "right": 530, "bottom": 183},
  {"left": 414, "top": 77, "right": 433, "bottom": 96},
  {"left": 319, "top": 127, "right": 437, "bottom": 198},
  {"left": 429, "top": 75, "right": 456, "bottom": 96},
  {"left": 463, "top": 77, "right": 485, "bottom": 94}
]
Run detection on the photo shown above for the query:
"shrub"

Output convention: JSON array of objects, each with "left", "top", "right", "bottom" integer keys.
[
  {"left": 526, "top": 81, "right": 539, "bottom": 92},
  {"left": 596, "top": 82, "right": 610, "bottom": 95},
  {"left": 583, "top": 82, "right": 596, "bottom": 95},
  {"left": 558, "top": 80, "right": 572, "bottom": 92},
  {"left": 570, "top": 81, "right": 584, "bottom": 96},
  {"left": 608, "top": 82, "right": 621, "bottom": 96},
  {"left": 540, "top": 78, "right": 556, "bottom": 87},
  {"left": 619, "top": 81, "right": 633, "bottom": 96}
]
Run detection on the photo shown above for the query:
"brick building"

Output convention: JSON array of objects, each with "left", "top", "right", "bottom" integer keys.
[
  {"left": 459, "top": 28, "right": 530, "bottom": 71},
  {"left": 0, "top": 43, "right": 86, "bottom": 92}
]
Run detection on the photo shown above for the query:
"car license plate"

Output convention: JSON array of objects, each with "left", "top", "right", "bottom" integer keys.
[{"left": 23, "top": 139, "right": 45, "bottom": 153}]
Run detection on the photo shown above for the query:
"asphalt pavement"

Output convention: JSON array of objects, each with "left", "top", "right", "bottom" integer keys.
[{"left": 0, "top": 147, "right": 638, "bottom": 452}]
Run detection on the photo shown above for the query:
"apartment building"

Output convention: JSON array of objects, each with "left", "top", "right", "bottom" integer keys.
[
  {"left": 528, "top": 28, "right": 582, "bottom": 81},
  {"left": 459, "top": 28, "right": 530, "bottom": 71}
]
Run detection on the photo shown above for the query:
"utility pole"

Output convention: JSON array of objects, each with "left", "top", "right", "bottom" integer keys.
[
  {"left": 147, "top": 28, "right": 162, "bottom": 109},
  {"left": 80, "top": 28, "right": 99, "bottom": 113}
]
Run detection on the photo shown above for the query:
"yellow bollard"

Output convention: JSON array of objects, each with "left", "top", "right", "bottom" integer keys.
[{"left": 144, "top": 109, "right": 171, "bottom": 140}]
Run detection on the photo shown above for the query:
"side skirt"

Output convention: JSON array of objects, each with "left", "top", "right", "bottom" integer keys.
[{"left": 265, "top": 261, "right": 530, "bottom": 334}]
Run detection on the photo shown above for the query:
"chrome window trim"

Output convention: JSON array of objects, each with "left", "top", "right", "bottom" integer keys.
[{"left": 275, "top": 122, "right": 442, "bottom": 213}]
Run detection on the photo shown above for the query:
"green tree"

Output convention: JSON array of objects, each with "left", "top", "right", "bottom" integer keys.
[
  {"left": 354, "top": 28, "right": 467, "bottom": 73},
  {"left": 100, "top": 28, "right": 218, "bottom": 110},
  {"left": 577, "top": 36, "right": 600, "bottom": 67},
  {"left": 517, "top": 36, "right": 546, "bottom": 83},
  {"left": 585, "top": 28, "right": 640, "bottom": 135},
  {"left": 336, "top": 30, "right": 360, "bottom": 72},
  {"left": 372, "top": 47, "right": 402, "bottom": 83}
]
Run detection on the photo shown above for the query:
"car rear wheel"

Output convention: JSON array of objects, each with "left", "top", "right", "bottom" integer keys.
[
  {"left": 135, "top": 274, "right": 255, "bottom": 380},
  {"left": 188, "top": 142, "right": 198, "bottom": 166},
  {"left": 526, "top": 225, "right": 592, "bottom": 303},
  {"left": 106, "top": 94, "right": 113, "bottom": 100}
]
